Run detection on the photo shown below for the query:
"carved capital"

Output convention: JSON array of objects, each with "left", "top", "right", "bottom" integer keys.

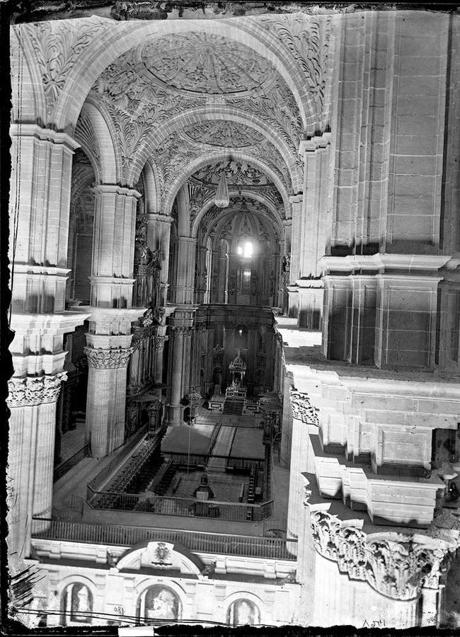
[
  {"left": 7, "top": 372, "right": 68, "bottom": 407},
  {"left": 290, "top": 389, "right": 319, "bottom": 426},
  {"left": 173, "top": 325, "right": 192, "bottom": 335},
  {"left": 154, "top": 335, "right": 166, "bottom": 349},
  {"left": 84, "top": 346, "right": 133, "bottom": 369},
  {"left": 309, "top": 509, "right": 457, "bottom": 601}
]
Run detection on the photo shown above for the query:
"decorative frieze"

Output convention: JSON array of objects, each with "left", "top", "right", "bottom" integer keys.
[
  {"left": 290, "top": 389, "right": 319, "bottom": 426},
  {"left": 308, "top": 507, "right": 456, "bottom": 601},
  {"left": 84, "top": 346, "right": 133, "bottom": 369},
  {"left": 7, "top": 372, "right": 68, "bottom": 407}
]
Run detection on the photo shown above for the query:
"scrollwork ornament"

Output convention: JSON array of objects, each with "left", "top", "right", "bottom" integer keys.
[
  {"left": 7, "top": 372, "right": 68, "bottom": 407},
  {"left": 84, "top": 346, "right": 134, "bottom": 369}
]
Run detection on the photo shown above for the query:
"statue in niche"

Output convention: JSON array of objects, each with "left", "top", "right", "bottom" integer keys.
[
  {"left": 142, "top": 586, "right": 179, "bottom": 621},
  {"left": 134, "top": 218, "right": 162, "bottom": 308},
  {"left": 227, "top": 599, "right": 260, "bottom": 627},
  {"left": 61, "top": 583, "right": 93, "bottom": 625},
  {"left": 282, "top": 255, "right": 290, "bottom": 273}
]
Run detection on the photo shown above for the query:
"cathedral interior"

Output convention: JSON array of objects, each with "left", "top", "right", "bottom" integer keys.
[{"left": 6, "top": 3, "right": 460, "bottom": 630}]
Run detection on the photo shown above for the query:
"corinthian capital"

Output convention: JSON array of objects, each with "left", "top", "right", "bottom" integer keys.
[
  {"left": 7, "top": 372, "right": 68, "bottom": 407},
  {"left": 84, "top": 346, "right": 133, "bottom": 369},
  {"left": 290, "top": 389, "right": 319, "bottom": 426}
]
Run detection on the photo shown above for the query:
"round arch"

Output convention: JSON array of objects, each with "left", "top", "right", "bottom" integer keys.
[
  {"left": 127, "top": 106, "right": 302, "bottom": 191},
  {"left": 164, "top": 151, "right": 291, "bottom": 223},
  {"left": 142, "top": 158, "right": 163, "bottom": 214},
  {"left": 50, "top": 18, "right": 312, "bottom": 132},
  {"left": 192, "top": 189, "right": 284, "bottom": 239},
  {"left": 11, "top": 29, "right": 48, "bottom": 125}
]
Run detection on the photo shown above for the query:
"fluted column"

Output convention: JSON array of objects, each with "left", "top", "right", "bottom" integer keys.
[
  {"left": 84, "top": 334, "right": 133, "bottom": 458},
  {"left": 153, "top": 333, "right": 166, "bottom": 386},
  {"left": 7, "top": 373, "right": 67, "bottom": 559},
  {"left": 167, "top": 326, "right": 185, "bottom": 424},
  {"left": 8, "top": 124, "right": 89, "bottom": 561},
  {"left": 9, "top": 124, "right": 78, "bottom": 314},
  {"left": 175, "top": 237, "right": 197, "bottom": 304},
  {"left": 90, "top": 185, "right": 140, "bottom": 308}
]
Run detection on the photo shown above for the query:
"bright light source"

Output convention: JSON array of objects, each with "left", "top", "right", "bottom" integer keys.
[
  {"left": 237, "top": 241, "right": 253, "bottom": 258},
  {"left": 243, "top": 242, "right": 253, "bottom": 258}
]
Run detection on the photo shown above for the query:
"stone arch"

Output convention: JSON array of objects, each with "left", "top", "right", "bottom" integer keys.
[
  {"left": 192, "top": 189, "right": 284, "bottom": 239},
  {"left": 11, "top": 29, "right": 47, "bottom": 125},
  {"left": 80, "top": 98, "right": 121, "bottom": 184},
  {"left": 134, "top": 577, "right": 187, "bottom": 622},
  {"left": 223, "top": 590, "right": 265, "bottom": 626},
  {"left": 142, "top": 158, "right": 162, "bottom": 214},
  {"left": 164, "top": 151, "right": 291, "bottom": 226},
  {"left": 50, "top": 19, "right": 312, "bottom": 133},
  {"left": 127, "top": 106, "right": 302, "bottom": 191},
  {"left": 56, "top": 574, "right": 98, "bottom": 626}
]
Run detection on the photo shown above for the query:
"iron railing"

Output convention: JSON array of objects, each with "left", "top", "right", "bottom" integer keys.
[
  {"left": 87, "top": 486, "right": 273, "bottom": 522},
  {"left": 31, "top": 518, "right": 297, "bottom": 560},
  {"left": 53, "top": 443, "right": 89, "bottom": 482}
]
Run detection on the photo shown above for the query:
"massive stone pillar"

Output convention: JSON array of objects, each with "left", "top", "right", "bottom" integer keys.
[
  {"left": 8, "top": 124, "right": 89, "bottom": 559},
  {"left": 175, "top": 237, "right": 197, "bottom": 304},
  {"left": 166, "top": 308, "right": 195, "bottom": 425},
  {"left": 374, "top": 264, "right": 447, "bottom": 369},
  {"left": 84, "top": 334, "right": 133, "bottom": 458},
  {"left": 322, "top": 274, "right": 352, "bottom": 361},
  {"left": 90, "top": 185, "right": 140, "bottom": 308},
  {"left": 82, "top": 185, "right": 143, "bottom": 456},
  {"left": 7, "top": 373, "right": 66, "bottom": 559}
]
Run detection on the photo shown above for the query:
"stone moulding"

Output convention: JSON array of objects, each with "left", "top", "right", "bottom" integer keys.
[
  {"left": 84, "top": 346, "right": 134, "bottom": 369},
  {"left": 306, "top": 501, "right": 458, "bottom": 601},
  {"left": 7, "top": 372, "right": 68, "bottom": 407}
]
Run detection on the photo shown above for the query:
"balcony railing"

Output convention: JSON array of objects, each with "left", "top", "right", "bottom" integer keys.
[
  {"left": 87, "top": 486, "right": 273, "bottom": 522},
  {"left": 31, "top": 518, "right": 297, "bottom": 560}
]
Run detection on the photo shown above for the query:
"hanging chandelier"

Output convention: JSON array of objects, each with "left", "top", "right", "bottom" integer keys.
[{"left": 214, "top": 171, "right": 230, "bottom": 208}]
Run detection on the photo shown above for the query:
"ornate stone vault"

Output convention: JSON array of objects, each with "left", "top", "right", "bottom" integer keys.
[
  {"left": 198, "top": 197, "right": 281, "bottom": 247},
  {"left": 80, "top": 19, "right": 313, "bottom": 196},
  {"left": 182, "top": 122, "right": 265, "bottom": 148},
  {"left": 137, "top": 32, "right": 277, "bottom": 96}
]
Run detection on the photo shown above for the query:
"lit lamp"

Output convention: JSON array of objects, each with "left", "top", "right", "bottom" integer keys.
[{"left": 214, "top": 172, "right": 229, "bottom": 208}]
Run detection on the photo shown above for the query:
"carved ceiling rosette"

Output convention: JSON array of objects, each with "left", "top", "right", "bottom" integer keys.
[
  {"left": 137, "top": 32, "right": 276, "bottom": 96},
  {"left": 89, "top": 33, "right": 301, "bottom": 188}
]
